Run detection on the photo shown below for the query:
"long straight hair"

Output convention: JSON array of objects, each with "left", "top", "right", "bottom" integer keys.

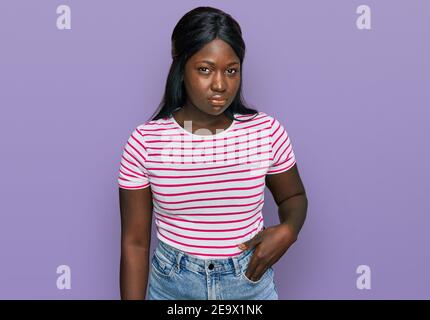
[{"left": 148, "top": 6, "right": 259, "bottom": 123}]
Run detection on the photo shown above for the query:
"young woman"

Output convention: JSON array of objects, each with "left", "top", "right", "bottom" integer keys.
[{"left": 118, "top": 6, "right": 308, "bottom": 300}]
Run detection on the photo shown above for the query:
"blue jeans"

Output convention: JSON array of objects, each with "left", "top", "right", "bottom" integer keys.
[{"left": 147, "top": 240, "right": 279, "bottom": 300}]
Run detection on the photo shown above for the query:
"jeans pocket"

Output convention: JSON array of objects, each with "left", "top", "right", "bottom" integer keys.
[
  {"left": 241, "top": 265, "right": 273, "bottom": 285},
  {"left": 151, "top": 249, "right": 176, "bottom": 278}
]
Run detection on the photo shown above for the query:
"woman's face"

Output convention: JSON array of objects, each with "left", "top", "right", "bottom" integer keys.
[{"left": 183, "top": 38, "right": 241, "bottom": 116}]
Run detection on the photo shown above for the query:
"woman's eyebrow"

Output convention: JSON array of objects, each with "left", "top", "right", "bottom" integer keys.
[{"left": 197, "top": 60, "right": 240, "bottom": 66}]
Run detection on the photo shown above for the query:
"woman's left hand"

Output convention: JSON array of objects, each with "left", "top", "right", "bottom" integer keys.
[{"left": 238, "top": 224, "right": 297, "bottom": 282}]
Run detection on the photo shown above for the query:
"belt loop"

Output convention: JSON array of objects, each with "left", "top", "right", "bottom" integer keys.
[
  {"left": 176, "top": 250, "right": 184, "bottom": 271},
  {"left": 232, "top": 256, "right": 241, "bottom": 277}
]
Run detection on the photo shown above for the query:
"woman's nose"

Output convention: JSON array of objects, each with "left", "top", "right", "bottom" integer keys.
[{"left": 211, "top": 72, "right": 226, "bottom": 92}]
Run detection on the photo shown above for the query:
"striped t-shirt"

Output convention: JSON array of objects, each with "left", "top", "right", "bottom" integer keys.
[{"left": 118, "top": 111, "right": 296, "bottom": 259}]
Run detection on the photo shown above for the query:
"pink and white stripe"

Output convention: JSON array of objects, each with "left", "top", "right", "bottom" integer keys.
[{"left": 118, "top": 111, "right": 296, "bottom": 259}]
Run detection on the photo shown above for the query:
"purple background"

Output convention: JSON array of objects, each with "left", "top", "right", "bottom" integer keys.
[{"left": 0, "top": 0, "right": 429, "bottom": 299}]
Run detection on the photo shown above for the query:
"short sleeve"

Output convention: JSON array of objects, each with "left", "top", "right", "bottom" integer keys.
[
  {"left": 117, "top": 127, "right": 150, "bottom": 189},
  {"left": 266, "top": 117, "right": 296, "bottom": 174}
]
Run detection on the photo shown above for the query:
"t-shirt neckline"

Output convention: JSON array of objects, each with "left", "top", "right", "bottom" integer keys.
[{"left": 171, "top": 113, "right": 236, "bottom": 138}]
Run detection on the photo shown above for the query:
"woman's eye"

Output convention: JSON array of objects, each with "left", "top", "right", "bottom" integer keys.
[
  {"left": 198, "top": 67, "right": 210, "bottom": 73},
  {"left": 227, "top": 68, "right": 238, "bottom": 75}
]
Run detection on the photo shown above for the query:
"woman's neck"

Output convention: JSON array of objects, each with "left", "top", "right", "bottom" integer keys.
[
  {"left": 174, "top": 105, "right": 231, "bottom": 127},
  {"left": 172, "top": 105, "right": 233, "bottom": 135}
]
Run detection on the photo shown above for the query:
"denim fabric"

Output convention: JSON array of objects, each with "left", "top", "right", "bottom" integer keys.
[{"left": 147, "top": 240, "right": 279, "bottom": 300}]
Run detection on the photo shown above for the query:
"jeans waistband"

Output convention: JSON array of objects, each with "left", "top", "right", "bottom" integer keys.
[{"left": 155, "top": 240, "right": 256, "bottom": 277}]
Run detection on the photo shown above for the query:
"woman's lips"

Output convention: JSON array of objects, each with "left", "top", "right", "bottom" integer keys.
[{"left": 209, "top": 99, "right": 227, "bottom": 106}]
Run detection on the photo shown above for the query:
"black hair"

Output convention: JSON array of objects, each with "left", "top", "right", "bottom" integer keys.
[{"left": 148, "top": 6, "right": 259, "bottom": 123}]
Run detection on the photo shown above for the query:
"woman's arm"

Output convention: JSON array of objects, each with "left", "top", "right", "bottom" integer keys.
[
  {"left": 119, "top": 187, "right": 153, "bottom": 300},
  {"left": 237, "top": 164, "right": 308, "bottom": 282},
  {"left": 265, "top": 163, "right": 308, "bottom": 240}
]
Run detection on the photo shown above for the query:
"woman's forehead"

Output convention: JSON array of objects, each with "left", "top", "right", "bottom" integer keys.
[{"left": 190, "top": 39, "right": 239, "bottom": 64}]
